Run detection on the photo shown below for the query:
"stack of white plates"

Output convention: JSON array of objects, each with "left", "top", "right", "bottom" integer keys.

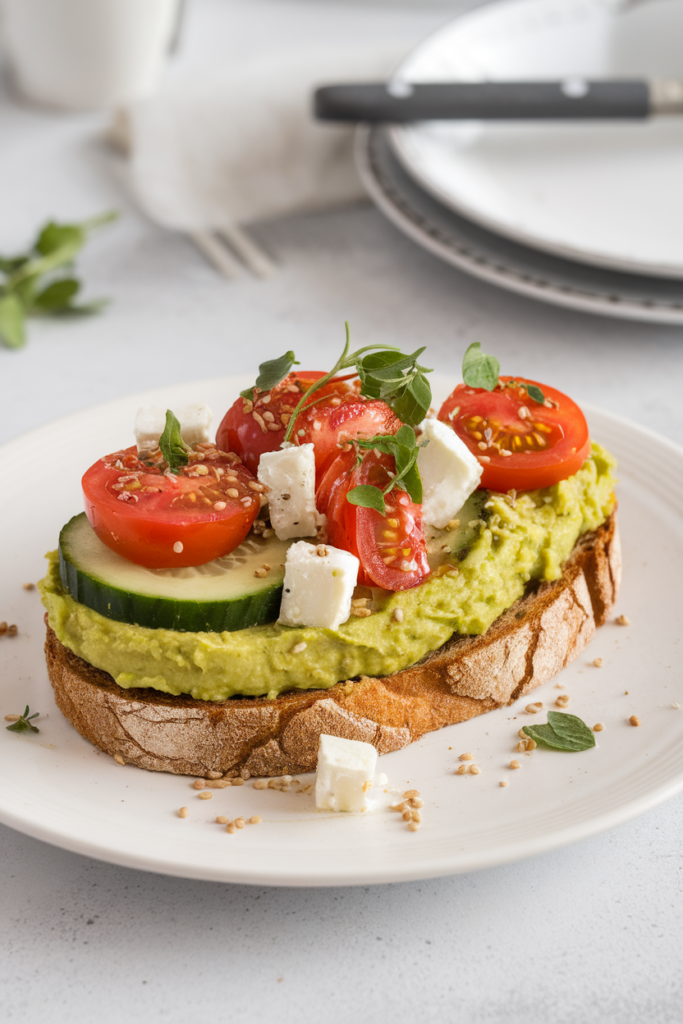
[{"left": 356, "top": 0, "right": 683, "bottom": 323}]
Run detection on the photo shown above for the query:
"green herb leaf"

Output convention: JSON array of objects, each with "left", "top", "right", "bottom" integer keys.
[
  {"left": 6, "top": 705, "right": 40, "bottom": 734},
  {"left": 522, "top": 711, "right": 596, "bottom": 752},
  {"left": 0, "top": 293, "right": 26, "bottom": 349},
  {"left": 526, "top": 384, "right": 545, "bottom": 405},
  {"left": 35, "top": 222, "right": 84, "bottom": 258},
  {"left": 158, "top": 410, "right": 189, "bottom": 475},
  {"left": 462, "top": 342, "right": 500, "bottom": 391},
  {"left": 357, "top": 347, "right": 433, "bottom": 428},
  {"left": 34, "top": 278, "right": 80, "bottom": 311},
  {"left": 240, "top": 350, "right": 300, "bottom": 402},
  {"left": 353, "top": 427, "right": 425, "bottom": 505},
  {"left": 346, "top": 484, "right": 386, "bottom": 516}
]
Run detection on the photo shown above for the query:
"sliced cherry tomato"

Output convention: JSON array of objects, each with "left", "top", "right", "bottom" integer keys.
[
  {"left": 316, "top": 449, "right": 429, "bottom": 591},
  {"left": 216, "top": 372, "right": 398, "bottom": 478},
  {"left": 82, "top": 444, "right": 260, "bottom": 568},
  {"left": 438, "top": 377, "right": 591, "bottom": 492}
]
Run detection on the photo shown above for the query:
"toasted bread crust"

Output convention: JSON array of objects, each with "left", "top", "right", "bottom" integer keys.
[{"left": 44, "top": 512, "right": 620, "bottom": 777}]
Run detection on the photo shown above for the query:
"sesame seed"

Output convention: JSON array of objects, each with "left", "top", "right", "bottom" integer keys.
[
  {"left": 407, "top": 821, "right": 420, "bottom": 832},
  {"left": 616, "top": 614, "right": 630, "bottom": 626},
  {"left": 403, "top": 789, "right": 419, "bottom": 798},
  {"left": 480, "top": 456, "right": 491, "bottom": 463},
  {"left": 253, "top": 779, "right": 268, "bottom": 790},
  {"left": 390, "top": 802, "right": 407, "bottom": 812},
  {"left": 173, "top": 541, "right": 184, "bottom": 554},
  {"left": 254, "top": 568, "right": 268, "bottom": 578},
  {"left": 469, "top": 764, "right": 481, "bottom": 775},
  {"left": 459, "top": 752, "right": 474, "bottom": 761},
  {"left": 178, "top": 807, "right": 189, "bottom": 818},
  {"left": 391, "top": 607, "right": 404, "bottom": 623},
  {"left": 113, "top": 754, "right": 125, "bottom": 766},
  {"left": 193, "top": 779, "right": 205, "bottom": 789},
  {"left": 525, "top": 702, "right": 542, "bottom": 714},
  {"left": 23, "top": 582, "right": 35, "bottom": 591},
  {"left": 249, "top": 815, "right": 262, "bottom": 824},
  {"left": 262, "top": 411, "right": 275, "bottom": 423},
  {"left": 248, "top": 481, "right": 265, "bottom": 492},
  {"left": 315, "top": 545, "right": 328, "bottom": 557},
  {"left": 198, "top": 791, "right": 212, "bottom": 800},
  {"left": 352, "top": 607, "right": 372, "bottom": 617},
  {"left": 227, "top": 488, "right": 239, "bottom": 498},
  {"left": 629, "top": 715, "right": 641, "bottom": 727},
  {"left": 234, "top": 817, "right": 245, "bottom": 829},
  {"left": 510, "top": 760, "right": 521, "bottom": 770},
  {"left": 555, "top": 694, "right": 570, "bottom": 707},
  {"left": 455, "top": 765, "right": 468, "bottom": 775},
  {"left": 499, "top": 781, "right": 509, "bottom": 788},
  {"left": 216, "top": 816, "right": 229, "bottom": 825},
  {"left": 525, "top": 738, "right": 536, "bottom": 751},
  {"left": 214, "top": 501, "right": 227, "bottom": 510},
  {"left": 402, "top": 810, "right": 412, "bottom": 822},
  {"left": 516, "top": 740, "right": 527, "bottom": 753},
  {"left": 291, "top": 642, "right": 307, "bottom": 654},
  {"left": 408, "top": 797, "right": 423, "bottom": 808},
  {"left": 4, "top": 714, "right": 20, "bottom": 722},
  {"left": 518, "top": 728, "right": 527, "bottom": 739},
  {"left": 7, "top": 624, "right": 18, "bottom": 636},
  {"left": 594, "top": 723, "right": 605, "bottom": 732},
  {"left": 231, "top": 777, "right": 244, "bottom": 787},
  {"left": 593, "top": 658, "right": 603, "bottom": 668},
  {"left": 226, "top": 823, "right": 237, "bottom": 834}
]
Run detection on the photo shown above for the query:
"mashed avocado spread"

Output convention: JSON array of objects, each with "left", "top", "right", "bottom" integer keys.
[{"left": 40, "top": 443, "right": 616, "bottom": 701}]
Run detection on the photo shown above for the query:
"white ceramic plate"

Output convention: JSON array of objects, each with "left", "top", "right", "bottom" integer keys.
[
  {"left": 391, "top": 0, "right": 683, "bottom": 278},
  {"left": 358, "top": 127, "right": 683, "bottom": 323},
  {"left": 1, "top": 378, "right": 682, "bottom": 886}
]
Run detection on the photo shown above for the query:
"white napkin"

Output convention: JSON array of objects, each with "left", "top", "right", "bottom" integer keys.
[{"left": 126, "top": 42, "right": 408, "bottom": 231}]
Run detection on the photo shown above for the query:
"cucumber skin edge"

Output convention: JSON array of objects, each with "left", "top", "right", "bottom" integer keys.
[{"left": 58, "top": 534, "right": 283, "bottom": 634}]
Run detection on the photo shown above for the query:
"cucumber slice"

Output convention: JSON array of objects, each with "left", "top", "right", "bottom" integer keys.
[
  {"left": 59, "top": 513, "right": 291, "bottom": 633},
  {"left": 426, "top": 491, "right": 489, "bottom": 570}
]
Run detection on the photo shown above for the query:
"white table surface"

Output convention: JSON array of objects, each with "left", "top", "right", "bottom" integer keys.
[{"left": 1, "top": 2, "right": 682, "bottom": 1022}]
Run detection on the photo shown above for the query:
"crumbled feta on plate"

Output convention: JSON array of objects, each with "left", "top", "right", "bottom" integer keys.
[
  {"left": 315, "top": 733, "right": 378, "bottom": 812},
  {"left": 279, "top": 541, "right": 359, "bottom": 630}
]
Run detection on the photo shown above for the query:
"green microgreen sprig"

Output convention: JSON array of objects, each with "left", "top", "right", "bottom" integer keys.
[
  {"left": 461, "top": 342, "right": 500, "bottom": 391},
  {"left": 346, "top": 425, "right": 427, "bottom": 517},
  {"left": 279, "top": 322, "right": 433, "bottom": 444},
  {"left": 0, "top": 211, "right": 117, "bottom": 349},
  {"left": 159, "top": 410, "right": 189, "bottom": 475},
  {"left": 6, "top": 705, "right": 40, "bottom": 734},
  {"left": 240, "top": 350, "right": 300, "bottom": 403},
  {"left": 522, "top": 711, "right": 596, "bottom": 752}
]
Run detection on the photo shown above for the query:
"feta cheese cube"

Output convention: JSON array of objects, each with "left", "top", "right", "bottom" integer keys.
[
  {"left": 315, "top": 733, "right": 378, "bottom": 812},
  {"left": 176, "top": 402, "right": 212, "bottom": 446},
  {"left": 257, "top": 443, "right": 320, "bottom": 540},
  {"left": 134, "top": 405, "right": 166, "bottom": 454},
  {"left": 279, "top": 541, "right": 359, "bottom": 629},
  {"left": 134, "top": 402, "right": 212, "bottom": 454},
  {"left": 417, "top": 418, "right": 483, "bottom": 529}
]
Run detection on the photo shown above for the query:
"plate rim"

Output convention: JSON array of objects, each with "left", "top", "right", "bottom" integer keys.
[
  {"left": 388, "top": 0, "right": 683, "bottom": 280},
  {"left": 356, "top": 126, "right": 683, "bottom": 326},
  {"left": 2, "top": 381, "right": 683, "bottom": 886}
]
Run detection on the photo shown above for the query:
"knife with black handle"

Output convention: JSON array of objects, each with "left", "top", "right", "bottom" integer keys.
[{"left": 314, "top": 79, "right": 683, "bottom": 122}]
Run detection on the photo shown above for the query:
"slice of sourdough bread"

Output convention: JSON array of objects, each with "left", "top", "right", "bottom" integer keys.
[{"left": 44, "top": 511, "right": 620, "bottom": 778}]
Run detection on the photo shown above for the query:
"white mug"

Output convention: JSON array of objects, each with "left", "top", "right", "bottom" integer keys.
[{"left": 0, "top": 0, "right": 181, "bottom": 110}]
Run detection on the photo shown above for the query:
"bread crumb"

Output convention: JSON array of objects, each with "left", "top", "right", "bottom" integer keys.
[
  {"left": 593, "top": 658, "right": 603, "bottom": 668},
  {"left": 113, "top": 754, "right": 125, "bottom": 766},
  {"left": 198, "top": 791, "right": 212, "bottom": 800},
  {"left": 510, "top": 760, "right": 521, "bottom": 770}
]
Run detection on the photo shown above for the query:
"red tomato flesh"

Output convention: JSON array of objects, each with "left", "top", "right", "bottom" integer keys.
[
  {"left": 317, "top": 449, "right": 430, "bottom": 591},
  {"left": 82, "top": 444, "right": 261, "bottom": 568},
  {"left": 216, "top": 372, "right": 398, "bottom": 478},
  {"left": 438, "top": 377, "right": 591, "bottom": 492}
]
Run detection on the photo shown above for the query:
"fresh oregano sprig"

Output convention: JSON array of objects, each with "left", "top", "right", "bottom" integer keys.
[
  {"left": 280, "top": 322, "right": 433, "bottom": 444},
  {"left": 522, "top": 711, "right": 596, "bottom": 752},
  {"left": 462, "top": 341, "right": 500, "bottom": 391},
  {"left": 159, "top": 410, "right": 189, "bottom": 475},
  {"left": 6, "top": 705, "right": 40, "bottom": 734},
  {"left": 240, "top": 350, "right": 299, "bottom": 403},
  {"left": 346, "top": 425, "right": 427, "bottom": 517},
  {"left": 0, "top": 210, "right": 117, "bottom": 350}
]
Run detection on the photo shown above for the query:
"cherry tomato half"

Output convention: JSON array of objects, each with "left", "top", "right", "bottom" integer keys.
[
  {"left": 216, "top": 372, "right": 398, "bottom": 478},
  {"left": 316, "top": 449, "right": 429, "bottom": 591},
  {"left": 82, "top": 444, "right": 261, "bottom": 568},
  {"left": 438, "top": 377, "right": 591, "bottom": 492}
]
